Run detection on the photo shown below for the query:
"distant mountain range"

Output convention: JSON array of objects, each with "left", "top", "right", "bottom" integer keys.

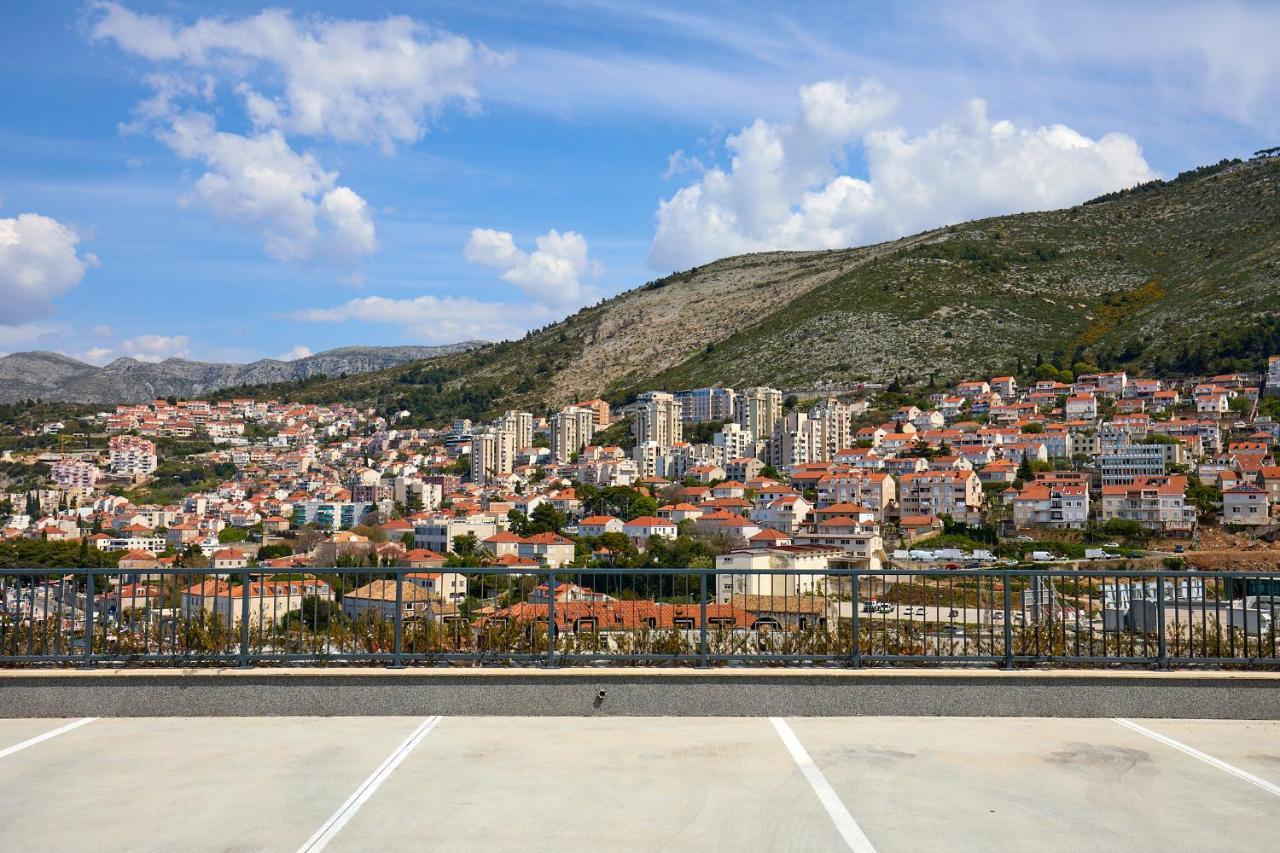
[{"left": 0, "top": 344, "right": 481, "bottom": 404}]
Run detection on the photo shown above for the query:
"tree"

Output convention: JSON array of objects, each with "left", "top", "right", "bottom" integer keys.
[
  {"left": 281, "top": 595, "right": 345, "bottom": 631},
  {"left": 218, "top": 526, "right": 248, "bottom": 544},
  {"left": 452, "top": 532, "right": 479, "bottom": 558},
  {"left": 1035, "top": 364, "right": 1059, "bottom": 381},
  {"left": 1017, "top": 455, "right": 1035, "bottom": 483},
  {"left": 528, "top": 502, "right": 565, "bottom": 535},
  {"left": 256, "top": 543, "right": 294, "bottom": 561}
]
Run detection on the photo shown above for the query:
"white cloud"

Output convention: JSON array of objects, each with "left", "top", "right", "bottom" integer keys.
[
  {"left": 940, "top": 1, "right": 1280, "bottom": 133},
  {"left": 90, "top": 3, "right": 497, "bottom": 266},
  {"left": 277, "top": 345, "right": 313, "bottom": 361},
  {"left": 464, "top": 228, "right": 602, "bottom": 307},
  {"left": 90, "top": 2, "right": 497, "bottom": 150},
  {"left": 650, "top": 80, "right": 1155, "bottom": 269},
  {"left": 294, "top": 294, "right": 551, "bottom": 344},
  {"left": 119, "top": 334, "right": 191, "bottom": 362},
  {"left": 0, "top": 322, "right": 64, "bottom": 354},
  {"left": 0, "top": 214, "right": 97, "bottom": 324},
  {"left": 162, "top": 112, "right": 376, "bottom": 262},
  {"left": 78, "top": 347, "right": 117, "bottom": 366}
]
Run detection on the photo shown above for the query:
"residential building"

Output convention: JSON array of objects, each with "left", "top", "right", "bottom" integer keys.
[
  {"left": 1012, "top": 482, "right": 1090, "bottom": 530},
  {"left": 405, "top": 571, "right": 468, "bottom": 602},
  {"left": 552, "top": 406, "right": 596, "bottom": 463},
  {"left": 622, "top": 516, "right": 678, "bottom": 548},
  {"left": 897, "top": 470, "right": 984, "bottom": 524},
  {"left": 1223, "top": 483, "right": 1270, "bottom": 526},
  {"left": 51, "top": 459, "right": 101, "bottom": 492},
  {"left": 342, "top": 579, "right": 438, "bottom": 622},
  {"left": 182, "top": 578, "right": 332, "bottom": 628},
  {"left": 632, "top": 392, "right": 682, "bottom": 448},
  {"left": 735, "top": 387, "right": 783, "bottom": 441},
  {"left": 1100, "top": 444, "right": 1178, "bottom": 486},
  {"left": 674, "top": 387, "right": 736, "bottom": 423},
  {"left": 293, "top": 500, "right": 377, "bottom": 531},
  {"left": 414, "top": 515, "right": 500, "bottom": 554},
  {"left": 1100, "top": 476, "right": 1196, "bottom": 536},
  {"left": 714, "top": 545, "right": 844, "bottom": 602},
  {"left": 108, "top": 435, "right": 158, "bottom": 477},
  {"left": 470, "top": 428, "right": 515, "bottom": 484}
]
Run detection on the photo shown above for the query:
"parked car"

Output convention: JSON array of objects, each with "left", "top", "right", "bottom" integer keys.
[
  {"left": 1174, "top": 545, "right": 1185, "bottom": 554},
  {"left": 876, "top": 603, "right": 893, "bottom": 614}
]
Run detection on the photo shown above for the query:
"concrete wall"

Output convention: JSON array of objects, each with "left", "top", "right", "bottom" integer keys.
[{"left": 3, "top": 669, "right": 1280, "bottom": 719}]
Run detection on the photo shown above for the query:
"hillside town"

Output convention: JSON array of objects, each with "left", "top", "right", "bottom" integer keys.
[{"left": 0, "top": 355, "right": 1276, "bottom": 607}]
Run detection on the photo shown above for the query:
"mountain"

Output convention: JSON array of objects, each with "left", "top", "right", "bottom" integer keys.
[
  {"left": 258, "top": 155, "right": 1280, "bottom": 424},
  {"left": 27, "top": 154, "right": 1280, "bottom": 417},
  {"left": 0, "top": 344, "right": 481, "bottom": 404}
]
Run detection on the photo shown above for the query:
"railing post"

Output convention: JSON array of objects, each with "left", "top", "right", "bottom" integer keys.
[
  {"left": 81, "top": 570, "right": 95, "bottom": 668},
  {"left": 391, "top": 570, "right": 405, "bottom": 669},
  {"left": 546, "top": 569, "right": 557, "bottom": 668},
  {"left": 1156, "top": 575, "right": 1168, "bottom": 670},
  {"left": 238, "top": 570, "right": 251, "bottom": 669},
  {"left": 699, "top": 571, "right": 709, "bottom": 669},
  {"left": 1002, "top": 573, "right": 1014, "bottom": 669},
  {"left": 850, "top": 571, "right": 861, "bottom": 669}
]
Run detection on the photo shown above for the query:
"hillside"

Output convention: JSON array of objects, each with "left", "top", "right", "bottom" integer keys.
[
  {"left": 0, "top": 344, "right": 481, "bottom": 404},
  {"left": 201, "top": 155, "right": 1280, "bottom": 421}
]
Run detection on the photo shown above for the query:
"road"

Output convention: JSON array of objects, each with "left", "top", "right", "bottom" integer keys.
[{"left": 2, "top": 715, "right": 1280, "bottom": 851}]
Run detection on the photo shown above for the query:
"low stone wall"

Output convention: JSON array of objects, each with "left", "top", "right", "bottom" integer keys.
[{"left": 3, "top": 668, "right": 1279, "bottom": 718}]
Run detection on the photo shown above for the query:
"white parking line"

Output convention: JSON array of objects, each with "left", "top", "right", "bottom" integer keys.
[
  {"left": 296, "top": 716, "right": 443, "bottom": 853},
  {"left": 0, "top": 717, "right": 97, "bottom": 760},
  {"left": 1115, "top": 718, "right": 1280, "bottom": 798},
  {"left": 770, "top": 717, "right": 877, "bottom": 853}
]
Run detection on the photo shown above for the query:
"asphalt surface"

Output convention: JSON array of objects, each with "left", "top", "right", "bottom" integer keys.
[{"left": 2, "top": 715, "right": 1279, "bottom": 852}]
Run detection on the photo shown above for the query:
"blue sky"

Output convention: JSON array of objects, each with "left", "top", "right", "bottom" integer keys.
[{"left": 1, "top": 1, "right": 1277, "bottom": 365}]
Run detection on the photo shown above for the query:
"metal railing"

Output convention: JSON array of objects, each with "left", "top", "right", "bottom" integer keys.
[{"left": 3, "top": 567, "right": 1280, "bottom": 669}]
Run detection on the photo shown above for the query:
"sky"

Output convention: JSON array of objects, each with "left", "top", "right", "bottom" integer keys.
[{"left": 1, "top": 1, "right": 1278, "bottom": 366}]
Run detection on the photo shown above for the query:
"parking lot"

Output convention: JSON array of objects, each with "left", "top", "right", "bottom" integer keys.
[{"left": 2, "top": 714, "right": 1279, "bottom": 851}]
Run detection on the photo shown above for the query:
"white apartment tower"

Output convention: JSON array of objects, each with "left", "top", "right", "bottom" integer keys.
[
  {"left": 470, "top": 428, "right": 516, "bottom": 484},
  {"left": 736, "top": 387, "right": 783, "bottom": 442},
  {"left": 767, "top": 411, "right": 821, "bottom": 468},
  {"left": 552, "top": 406, "right": 597, "bottom": 462},
  {"left": 633, "top": 392, "right": 683, "bottom": 449},
  {"left": 714, "top": 422, "right": 755, "bottom": 463},
  {"left": 496, "top": 410, "right": 534, "bottom": 452},
  {"left": 674, "top": 387, "right": 737, "bottom": 423}
]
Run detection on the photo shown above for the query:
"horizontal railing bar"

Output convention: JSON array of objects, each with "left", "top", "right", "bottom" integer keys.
[{"left": 1, "top": 567, "right": 1274, "bottom": 579}]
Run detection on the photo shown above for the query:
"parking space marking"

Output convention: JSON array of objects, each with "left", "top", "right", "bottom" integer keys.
[
  {"left": 1116, "top": 718, "right": 1280, "bottom": 798},
  {"left": 0, "top": 717, "right": 96, "bottom": 760},
  {"left": 296, "top": 716, "right": 443, "bottom": 853},
  {"left": 770, "top": 717, "right": 877, "bottom": 853}
]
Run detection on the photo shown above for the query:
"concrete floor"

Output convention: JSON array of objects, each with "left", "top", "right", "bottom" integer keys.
[{"left": 1, "top": 715, "right": 1278, "bottom": 852}]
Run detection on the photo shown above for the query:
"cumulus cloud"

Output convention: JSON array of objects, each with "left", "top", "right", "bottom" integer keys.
[
  {"left": 0, "top": 322, "right": 65, "bottom": 354},
  {"left": 464, "top": 228, "right": 601, "bottom": 307},
  {"left": 90, "top": 2, "right": 495, "bottom": 149},
  {"left": 650, "top": 79, "right": 1155, "bottom": 269},
  {"left": 0, "top": 214, "right": 97, "bottom": 324},
  {"left": 277, "top": 345, "right": 313, "bottom": 361},
  {"left": 90, "top": 3, "right": 496, "bottom": 265},
  {"left": 119, "top": 334, "right": 191, "bottom": 362},
  {"left": 294, "top": 294, "right": 552, "bottom": 344},
  {"left": 162, "top": 112, "right": 376, "bottom": 262}
]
